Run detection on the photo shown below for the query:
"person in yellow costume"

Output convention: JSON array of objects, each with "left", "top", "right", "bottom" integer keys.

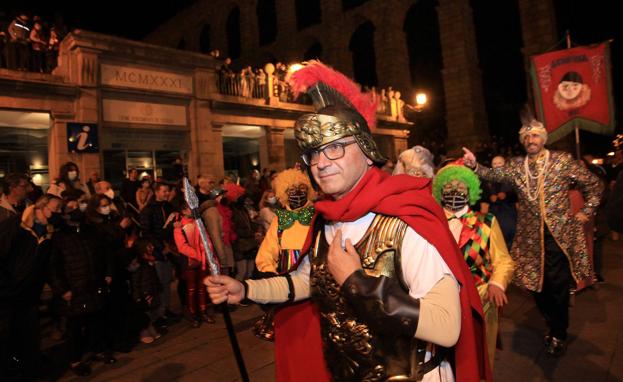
[
  {"left": 252, "top": 169, "right": 328, "bottom": 381},
  {"left": 432, "top": 161, "right": 515, "bottom": 369},
  {"left": 255, "top": 168, "right": 315, "bottom": 275}
]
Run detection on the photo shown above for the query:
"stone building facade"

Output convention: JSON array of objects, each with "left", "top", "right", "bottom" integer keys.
[{"left": 0, "top": 30, "right": 410, "bottom": 187}]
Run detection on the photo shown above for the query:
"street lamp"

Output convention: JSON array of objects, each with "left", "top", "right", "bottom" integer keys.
[
  {"left": 415, "top": 92, "right": 428, "bottom": 109},
  {"left": 288, "top": 63, "right": 303, "bottom": 74},
  {"left": 405, "top": 91, "right": 429, "bottom": 113}
]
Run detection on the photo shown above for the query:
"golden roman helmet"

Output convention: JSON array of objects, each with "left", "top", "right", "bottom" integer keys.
[{"left": 288, "top": 61, "right": 387, "bottom": 166}]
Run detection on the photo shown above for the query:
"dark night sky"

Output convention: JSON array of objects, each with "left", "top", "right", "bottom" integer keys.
[{"left": 3, "top": 0, "right": 622, "bottom": 154}]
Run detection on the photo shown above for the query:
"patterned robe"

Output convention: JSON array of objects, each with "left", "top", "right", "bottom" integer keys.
[{"left": 475, "top": 151, "right": 602, "bottom": 292}]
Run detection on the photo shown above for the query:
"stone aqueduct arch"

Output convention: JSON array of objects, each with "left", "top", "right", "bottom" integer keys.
[{"left": 145, "top": 0, "right": 558, "bottom": 150}]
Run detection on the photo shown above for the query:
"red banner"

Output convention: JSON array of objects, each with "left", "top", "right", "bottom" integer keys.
[{"left": 530, "top": 42, "right": 615, "bottom": 142}]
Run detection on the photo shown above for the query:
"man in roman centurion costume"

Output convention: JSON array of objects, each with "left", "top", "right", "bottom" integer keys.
[
  {"left": 207, "top": 61, "right": 491, "bottom": 381},
  {"left": 463, "top": 116, "right": 603, "bottom": 356},
  {"left": 432, "top": 162, "right": 515, "bottom": 368}
]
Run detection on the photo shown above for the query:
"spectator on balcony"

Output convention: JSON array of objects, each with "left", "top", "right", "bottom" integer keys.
[
  {"left": 46, "top": 26, "right": 60, "bottom": 73},
  {"left": 7, "top": 14, "right": 30, "bottom": 71},
  {"left": 0, "top": 26, "right": 6, "bottom": 69},
  {"left": 29, "top": 20, "right": 46, "bottom": 72},
  {"left": 256, "top": 68, "right": 266, "bottom": 98}
]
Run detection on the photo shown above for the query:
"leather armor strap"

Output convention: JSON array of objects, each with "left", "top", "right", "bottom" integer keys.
[
  {"left": 284, "top": 273, "right": 295, "bottom": 302},
  {"left": 341, "top": 269, "right": 420, "bottom": 338},
  {"left": 413, "top": 342, "right": 446, "bottom": 380}
]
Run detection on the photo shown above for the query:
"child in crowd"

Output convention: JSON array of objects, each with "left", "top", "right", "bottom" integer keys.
[{"left": 130, "top": 239, "right": 162, "bottom": 344}]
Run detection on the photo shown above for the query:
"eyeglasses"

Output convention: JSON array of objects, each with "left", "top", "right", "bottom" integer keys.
[{"left": 301, "top": 140, "right": 357, "bottom": 166}]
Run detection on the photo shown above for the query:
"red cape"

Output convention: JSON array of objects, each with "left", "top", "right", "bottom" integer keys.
[{"left": 301, "top": 167, "right": 492, "bottom": 381}]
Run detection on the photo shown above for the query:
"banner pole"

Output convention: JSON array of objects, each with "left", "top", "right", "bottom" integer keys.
[
  {"left": 566, "top": 31, "right": 582, "bottom": 159},
  {"left": 574, "top": 121, "right": 581, "bottom": 159}
]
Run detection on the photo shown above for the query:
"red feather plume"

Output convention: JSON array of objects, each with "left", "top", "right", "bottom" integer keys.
[{"left": 288, "top": 60, "right": 378, "bottom": 130}]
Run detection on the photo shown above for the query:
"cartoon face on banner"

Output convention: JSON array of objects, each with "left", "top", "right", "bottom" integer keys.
[
  {"left": 67, "top": 122, "right": 99, "bottom": 153},
  {"left": 530, "top": 42, "right": 615, "bottom": 142},
  {"left": 554, "top": 71, "right": 591, "bottom": 110}
]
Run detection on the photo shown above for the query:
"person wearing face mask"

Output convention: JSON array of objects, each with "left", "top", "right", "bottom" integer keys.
[
  {"left": 49, "top": 189, "right": 115, "bottom": 376},
  {"left": 0, "top": 195, "right": 59, "bottom": 381},
  {"left": 199, "top": 188, "right": 236, "bottom": 277},
  {"left": 432, "top": 162, "right": 515, "bottom": 369},
  {"left": 480, "top": 156, "right": 517, "bottom": 248},
  {"left": 225, "top": 183, "right": 260, "bottom": 282},
  {"left": 173, "top": 202, "right": 217, "bottom": 328},
  {"left": 57, "top": 162, "right": 91, "bottom": 199},
  {"left": 95, "top": 181, "right": 126, "bottom": 217},
  {"left": 87, "top": 194, "right": 134, "bottom": 352},
  {"left": 463, "top": 112, "right": 603, "bottom": 357},
  {"left": 251, "top": 169, "right": 316, "bottom": 375},
  {"left": 258, "top": 189, "right": 279, "bottom": 233}
]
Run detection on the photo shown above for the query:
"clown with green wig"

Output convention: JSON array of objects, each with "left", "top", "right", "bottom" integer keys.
[{"left": 433, "top": 161, "right": 515, "bottom": 369}]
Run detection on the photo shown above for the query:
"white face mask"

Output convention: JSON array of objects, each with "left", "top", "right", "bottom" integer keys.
[
  {"left": 104, "top": 189, "right": 115, "bottom": 199},
  {"left": 98, "top": 206, "right": 111, "bottom": 215},
  {"left": 68, "top": 171, "right": 78, "bottom": 181},
  {"left": 79, "top": 202, "right": 88, "bottom": 212},
  {"left": 267, "top": 196, "right": 277, "bottom": 205}
]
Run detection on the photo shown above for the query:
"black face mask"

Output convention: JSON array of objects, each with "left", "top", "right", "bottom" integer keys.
[
  {"left": 68, "top": 208, "right": 85, "bottom": 223},
  {"left": 48, "top": 212, "right": 63, "bottom": 227},
  {"left": 442, "top": 190, "right": 469, "bottom": 212},
  {"left": 288, "top": 190, "right": 308, "bottom": 210}
]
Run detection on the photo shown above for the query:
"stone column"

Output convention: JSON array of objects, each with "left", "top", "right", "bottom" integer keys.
[
  {"left": 320, "top": 0, "right": 351, "bottom": 74},
  {"left": 67, "top": 48, "right": 101, "bottom": 179},
  {"left": 265, "top": 126, "right": 286, "bottom": 171},
  {"left": 239, "top": 2, "right": 259, "bottom": 63},
  {"left": 374, "top": 0, "right": 411, "bottom": 94},
  {"left": 192, "top": 121, "right": 224, "bottom": 180},
  {"left": 437, "top": 0, "right": 489, "bottom": 152},
  {"left": 518, "top": 0, "right": 558, "bottom": 103},
  {"left": 275, "top": 0, "right": 297, "bottom": 62}
]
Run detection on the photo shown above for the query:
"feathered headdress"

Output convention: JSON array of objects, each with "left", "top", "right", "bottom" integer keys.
[
  {"left": 288, "top": 61, "right": 386, "bottom": 165},
  {"left": 288, "top": 60, "right": 377, "bottom": 131},
  {"left": 519, "top": 104, "right": 548, "bottom": 142}
]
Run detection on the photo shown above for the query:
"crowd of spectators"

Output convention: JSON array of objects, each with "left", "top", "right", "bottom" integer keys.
[{"left": 0, "top": 160, "right": 281, "bottom": 379}]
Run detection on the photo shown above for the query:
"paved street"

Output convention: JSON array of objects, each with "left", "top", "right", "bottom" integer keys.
[{"left": 52, "top": 238, "right": 623, "bottom": 382}]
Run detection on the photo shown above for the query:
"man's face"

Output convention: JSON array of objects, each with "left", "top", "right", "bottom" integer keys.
[
  {"left": 129, "top": 170, "right": 138, "bottom": 180},
  {"left": 10, "top": 179, "right": 29, "bottom": 201},
  {"left": 199, "top": 177, "right": 215, "bottom": 191},
  {"left": 558, "top": 81, "right": 583, "bottom": 100},
  {"left": 522, "top": 133, "right": 545, "bottom": 156},
  {"left": 491, "top": 156, "right": 505, "bottom": 169},
  {"left": 309, "top": 137, "right": 372, "bottom": 200},
  {"left": 155, "top": 186, "right": 170, "bottom": 201}
]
